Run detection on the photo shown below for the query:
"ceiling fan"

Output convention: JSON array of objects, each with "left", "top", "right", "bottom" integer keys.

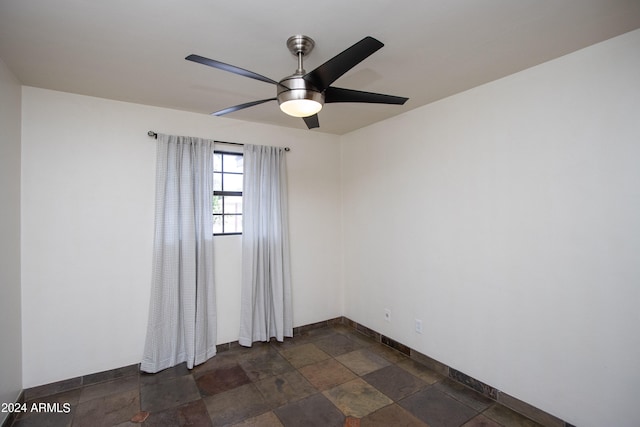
[{"left": 186, "top": 35, "right": 409, "bottom": 129}]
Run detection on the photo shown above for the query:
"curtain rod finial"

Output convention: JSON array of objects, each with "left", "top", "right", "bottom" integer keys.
[{"left": 148, "top": 131, "right": 157, "bottom": 139}]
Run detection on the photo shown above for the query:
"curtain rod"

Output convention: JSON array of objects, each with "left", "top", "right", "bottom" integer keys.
[{"left": 147, "top": 131, "right": 290, "bottom": 151}]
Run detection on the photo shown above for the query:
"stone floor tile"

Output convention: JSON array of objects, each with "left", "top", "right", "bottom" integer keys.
[
  {"left": 433, "top": 377, "right": 494, "bottom": 412},
  {"left": 140, "top": 363, "right": 190, "bottom": 386},
  {"left": 337, "top": 329, "right": 378, "bottom": 348},
  {"left": 238, "top": 349, "right": 295, "bottom": 381},
  {"left": 313, "top": 333, "right": 366, "bottom": 357},
  {"left": 203, "top": 383, "right": 270, "bottom": 427},
  {"left": 269, "top": 334, "right": 314, "bottom": 351},
  {"left": 236, "top": 342, "right": 279, "bottom": 361},
  {"left": 461, "top": 414, "right": 503, "bottom": 427},
  {"left": 192, "top": 351, "right": 243, "bottom": 375},
  {"left": 335, "top": 349, "right": 391, "bottom": 376},
  {"left": 10, "top": 411, "right": 74, "bottom": 427},
  {"left": 344, "top": 416, "right": 361, "bottom": 427},
  {"left": 366, "top": 342, "right": 411, "bottom": 364},
  {"left": 195, "top": 363, "right": 252, "bottom": 397},
  {"left": 23, "top": 377, "right": 83, "bottom": 401},
  {"left": 298, "top": 358, "right": 358, "bottom": 390},
  {"left": 362, "top": 365, "right": 428, "bottom": 401},
  {"left": 396, "top": 358, "right": 445, "bottom": 384},
  {"left": 143, "top": 399, "right": 212, "bottom": 427},
  {"left": 274, "top": 393, "right": 345, "bottom": 427},
  {"left": 278, "top": 343, "right": 331, "bottom": 368},
  {"left": 323, "top": 378, "right": 393, "bottom": 418},
  {"left": 73, "top": 388, "right": 140, "bottom": 427},
  {"left": 360, "top": 404, "right": 428, "bottom": 427},
  {"left": 130, "top": 411, "right": 149, "bottom": 422},
  {"left": 327, "top": 324, "right": 357, "bottom": 336},
  {"left": 78, "top": 375, "right": 139, "bottom": 403},
  {"left": 254, "top": 370, "right": 317, "bottom": 407},
  {"left": 229, "top": 411, "right": 284, "bottom": 427},
  {"left": 482, "top": 404, "right": 544, "bottom": 427},
  {"left": 140, "top": 375, "right": 200, "bottom": 413},
  {"left": 17, "top": 388, "right": 81, "bottom": 421},
  {"left": 497, "top": 392, "right": 565, "bottom": 427},
  {"left": 399, "top": 387, "right": 477, "bottom": 427}
]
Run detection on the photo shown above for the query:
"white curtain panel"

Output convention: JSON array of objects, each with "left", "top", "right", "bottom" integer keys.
[
  {"left": 239, "top": 144, "right": 293, "bottom": 346},
  {"left": 141, "top": 134, "right": 217, "bottom": 373}
]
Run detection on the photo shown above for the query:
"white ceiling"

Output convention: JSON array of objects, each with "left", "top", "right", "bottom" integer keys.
[{"left": 1, "top": 0, "right": 639, "bottom": 135}]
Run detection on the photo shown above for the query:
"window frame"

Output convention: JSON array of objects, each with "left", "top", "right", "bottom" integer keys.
[{"left": 213, "top": 150, "right": 243, "bottom": 236}]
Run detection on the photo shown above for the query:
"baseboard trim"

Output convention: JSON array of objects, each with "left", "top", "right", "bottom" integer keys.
[
  {"left": 19, "top": 316, "right": 574, "bottom": 427},
  {"left": 337, "top": 316, "right": 573, "bottom": 427}
]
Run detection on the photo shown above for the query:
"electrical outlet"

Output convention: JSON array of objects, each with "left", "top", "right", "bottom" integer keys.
[
  {"left": 415, "top": 319, "right": 423, "bottom": 334},
  {"left": 384, "top": 308, "right": 391, "bottom": 322}
]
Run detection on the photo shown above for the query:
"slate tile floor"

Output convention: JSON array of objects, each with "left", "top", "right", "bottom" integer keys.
[{"left": 11, "top": 325, "right": 544, "bottom": 427}]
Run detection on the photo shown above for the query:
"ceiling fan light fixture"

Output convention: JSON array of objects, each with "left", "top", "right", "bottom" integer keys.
[
  {"left": 277, "top": 74, "right": 325, "bottom": 117},
  {"left": 279, "top": 93, "right": 323, "bottom": 117}
]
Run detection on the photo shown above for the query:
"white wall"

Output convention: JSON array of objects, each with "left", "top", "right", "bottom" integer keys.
[
  {"left": 341, "top": 29, "right": 640, "bottom": 427},
  {"left": 0, "top": 57, "right": 22, "bottom": 425},
  {"left": 20, "top": 88, "right": 342, "bottom": 388},
  {"left": 17, "top": 28, "right": 639, "bottom": 426}
]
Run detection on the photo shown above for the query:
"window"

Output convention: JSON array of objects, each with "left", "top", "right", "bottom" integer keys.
[{"left": 213, "top": 151, "right": 243, "bottom": 235}]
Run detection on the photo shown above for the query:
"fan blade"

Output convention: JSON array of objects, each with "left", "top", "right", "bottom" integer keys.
[
  {"left": 212, "top": 98, "right": 277, "bottom": 116},
  {"left": 186, "top": 54, "right": 277, "bottom": 85},
  {"left": 303, "top": 114, "right": 319, "bottom": 129},
  {"left": 325, "top": 87, "right": 408, "bottom": 105},
  {"left": 303, "top": 37, "right": 384, "bottom": 91}
]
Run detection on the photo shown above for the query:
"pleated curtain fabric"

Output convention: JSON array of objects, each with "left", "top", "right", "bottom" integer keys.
[
  {"left": 239, "top": 144, "right": 293, "bottom": 346},
  {"left": 141, "top": 134, "right": 217, "bottom": 373}
]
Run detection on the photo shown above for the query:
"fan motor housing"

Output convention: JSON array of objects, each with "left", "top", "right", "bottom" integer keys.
[{"left": 276, "top": 74, "right": 325, "bottom": 112}]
